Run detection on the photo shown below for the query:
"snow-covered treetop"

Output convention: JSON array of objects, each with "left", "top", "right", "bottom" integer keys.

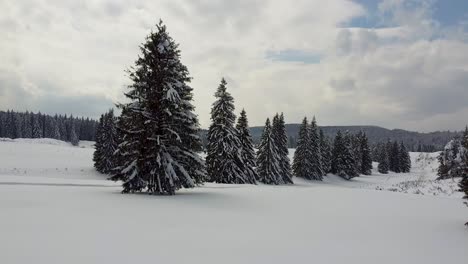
[{"left": 211, "top": 78, "right": 236, "bottom": 127}]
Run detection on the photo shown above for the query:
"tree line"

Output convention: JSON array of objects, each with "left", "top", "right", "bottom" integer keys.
[
  {"left": 92, "top": 21, "right": 413, "bottom": 195},
  {"left": 0, "top": 110, "right": 97, "bottom": 145},
  {"left": 372, "top": 141, "right": 411, "bottom": 174}
]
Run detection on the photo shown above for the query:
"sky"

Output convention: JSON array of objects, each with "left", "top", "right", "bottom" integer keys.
[{"left": 1, "top": 0, "right": 468, "bottom": 132}]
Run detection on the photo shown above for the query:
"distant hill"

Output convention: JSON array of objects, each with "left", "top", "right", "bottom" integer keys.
[{"left": 201, "top": 125, "right": 459, "bottom": 151}]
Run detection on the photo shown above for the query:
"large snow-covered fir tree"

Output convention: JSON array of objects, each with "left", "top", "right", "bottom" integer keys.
[
  {"left": 256, "top": 118, "right": 282, "bottom": 184},
  {"left": 236, "top": 109, "right": 258, "bottom": 182},
  {"left": 206, "top": 78, "right": 255, "bottom": 184},
  {"left": 271, "top": 113, "right": 293, "bottom": 184},
  {"left": 293, "top": 117, "right": 314, "bottom": 180},
  {"left": 308, "top": 117, "right": 323, "bottom": 180},
  {"left": 389, "top": 141, "right": 401, "bottom": 173},
  {"left": 109, "top": 21, "right": 206, "bottom": 195},
  {"left": 331, "top": 130, "right": 358, "bottom": 180},
  {"left": 319, "top": 129, "right": 332, "bottom": 175}
]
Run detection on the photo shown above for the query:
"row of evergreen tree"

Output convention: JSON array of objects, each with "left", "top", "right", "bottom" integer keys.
[
  {"left": 92, "top": 21, "right": 414, "bottom": 195},
  {"left": 204, "top": 79, "right": 293, "bottom": 185},
  {"left": 0, "top": 110, "right": 97, "bottom": 145},
  {"left": 373, "top": 140, "right": 411, "bottom": 174}
]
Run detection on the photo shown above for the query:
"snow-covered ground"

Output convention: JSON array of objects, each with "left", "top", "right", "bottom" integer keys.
[{"left": 0, "top": 139, "right": 467, "bottom": 264}]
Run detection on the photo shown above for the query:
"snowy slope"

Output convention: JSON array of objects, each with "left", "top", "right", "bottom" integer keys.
[{"left": 0, "top": 140, "right": 467, "bottom": 264}]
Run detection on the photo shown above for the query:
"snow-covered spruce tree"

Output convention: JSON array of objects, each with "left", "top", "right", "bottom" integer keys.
[
  {"left": 236, "top": 109, "right": 258, "bottom": 182},
  {"left": 437, "top": 137, "right": 466, "bottom": 179},
  {"left": 32, "top": 114, "right": 42, "bottom": 138},
  {"left": 319, "top": 129, "right": 332, "bottom": 175},
  {"left": 308, "top": 117, "right": 323, "bottom": 180},
  {"left": 332, "top": 131, "right": 358, "bottom": 180},
  {"left": 69, "top": 120, "right": 79, "bottom": 146},
  {"left": 359, "top": 132, "right": 373, "bottom": 175},
  {"left": 52, "top": 118, "right": 61, "bottom": 140},
  {"left": 343, "top": 131, "right": 359, "bottom": 178},
  {"left": 93, "top": 113, "right": 105, "bottom": 173},
  {"left": 389, "top": 141, "right": 401, "bottom": 173},
  {"left": 272, "top": 113, "right": 293, "bottom": 184},
  {"left": 351, "top": 132, "right": 362, "bottom": 174},
  {"left": 293, "top": 117, "right": 314, "bottom": 180},
  {"left": 109, "top": 21, "right": 206, "bottom": 195},
  {"left": 206, "top": 78, "right": 255, "bottom": 184},
  {"left": 399, "top": 142, "right": 411, "bottom": 173},
  {"left": 378, "top": 145, "right": 390, "bottom": 174},
  {"left": 14, "top": 114, "right": 23, "bottom": 138},
  {"left": 94, "top": 110, "right": 118, "bottom": 174},
  {"left": 256, "top": 118, "right": 283, "bottom": 184},
  {"left": 331, "top": 130, "right": 344, "bottom": 176}
]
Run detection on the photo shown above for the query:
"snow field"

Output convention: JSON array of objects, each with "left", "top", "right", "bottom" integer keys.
[{"left": 0, "top": 139, "right": 467, "bottom": 264}]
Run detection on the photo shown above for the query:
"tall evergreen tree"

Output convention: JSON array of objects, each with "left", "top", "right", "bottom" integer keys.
[
  {"left": 389, "top": 141, "right": 401, "bottom": 173},
  {"left": 14, "top": 113, "right": 23, "bottom": 138},
  {"left": 378, "top": 146, "right": 390, "bottom": 174},
  {"left": 332, "top": 131, "right": 358, "bottom": 179},
  {"left": 235, "top": 109, "right": 258, "bottom": 182},
  {"left": 319, "top": 129, "right": 332, "bottom": 175},
  {"left": 69, "top": 119, "right": 79, "bottom": 146},
  {"left": 308, "top": 117, "right": 323, "bottom": 180},
  {"left": 256, "top": 118, "right": 282, "bottom": 184},
  {"left": 271, "top": 113, "right": 293, "bottom": 184},
  {"left": 93, "top": 114, "right": 105, "bottom": 173},
  {"left": 350, "top": 132, "right": 362, "bottom": 174},
  {"left": 94, "top": 110, "right": 118, "bottom": 173},
  {"left": 32, "top": 114, "right": 42, "bottom": 138},
  {"left": 109, "top": 21, "right": 206, "bottom": 194},
  {"left": 359, "top": 132, "right": 373, "bottom": 175},
  {"left": 293, "top": 117, "right": 314, "bottom": 180},
  {"left": 399, "top": 142, "right": 411, "bottom": 173},
  {"left": 206, "top": 78, "right": 254, "bottom": 184}
]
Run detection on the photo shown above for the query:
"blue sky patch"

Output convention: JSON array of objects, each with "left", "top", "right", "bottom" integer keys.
[
  {"left": 348, "top": 0, "right": 468, "bottom": 28},
  {"left": 265, "top": 49, "right": 322, "bottom": 64}
]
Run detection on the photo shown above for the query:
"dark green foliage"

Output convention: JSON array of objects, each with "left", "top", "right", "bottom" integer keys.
[
  {"left": 271, "top": 113, "right": 293, "bottom": 184},
  {"left": 399, "top": 142, "right": 411, "bottom": 173},
  {"left": 375, "top": 139, "right": 410, "bottom": 174},
  {"left": 93, "top": 110, "right": 118, "bottom": 173},
  {"left": 359, "top": 132, "right": 373, "bottom": 175},
  {"left": 257, "top": 118, "right": 281, "bottom": 184},
  {"left": 236, "top": 109, "right": 258, "bottom": 182},
  {"left": 309, "top": 117, "right": 323, "bottom": 180},
  {"left": 378, "top": 147, "right": 389, "bottom": 174},
  {"left": 293, "top": 117, "right": 314, "bottom": 180},
  {"left": 331, "top": 130, "right": 358, "bottom": 180},
  {"left": 389, "top": 141, "right": 401, "bottom": 173},
  {"left": 319, "top": 129, "right": 332, "bottom": 175}
]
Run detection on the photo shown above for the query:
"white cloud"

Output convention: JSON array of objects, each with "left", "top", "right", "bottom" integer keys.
[{"left": 0, "top": 0, "right": 467, "bottom": 131}]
